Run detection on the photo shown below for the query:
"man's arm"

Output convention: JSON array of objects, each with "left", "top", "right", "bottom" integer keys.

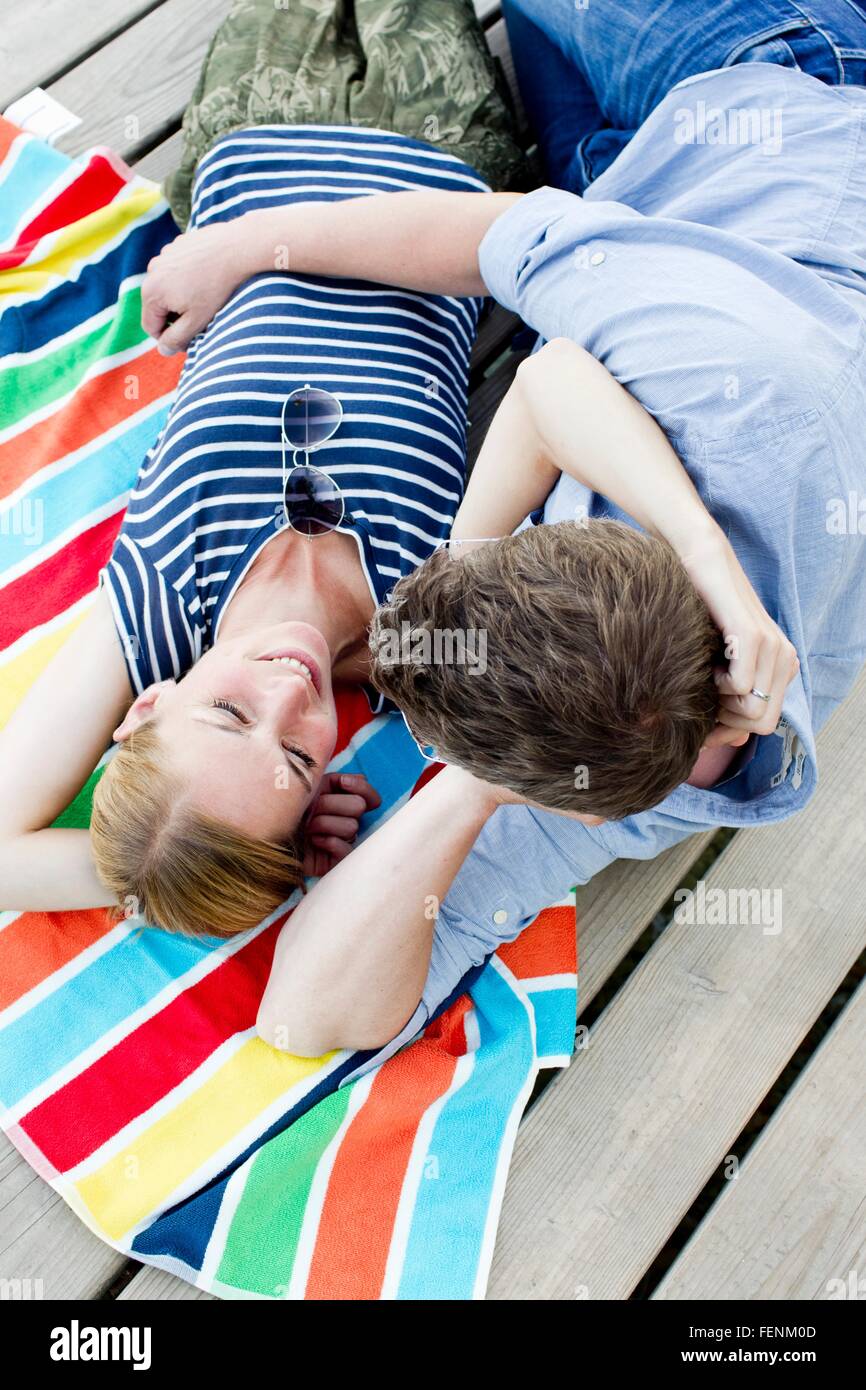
[
  {"left": 454, "top": 336, "right": 719, "bottom": 555},
  {"left": 142, "top": 191, "right": 520, "bottom": 351},
  {"left": 0, "top": 589, "right": 132, "bottom": 910},
  {"left": 256, "top": 765, "right": 509, "bottom": 1056}
]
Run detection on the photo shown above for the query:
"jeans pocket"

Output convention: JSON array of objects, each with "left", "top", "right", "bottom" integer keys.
[
  {"left": 729, "top": 20, "right": 845, "bottom": 84},
  {"left": 837, "top": 51, "right": 866, "bottom": 83}
]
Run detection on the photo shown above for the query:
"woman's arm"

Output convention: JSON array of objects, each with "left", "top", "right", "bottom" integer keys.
[
  {"left": 0, "top": 589, "right": 133, "bottom": 910},
  {"left": 141, "top": 191, "right": 518, "bottom": 351},
  {"left": 257, "top": 766, "right": 507, "bottom": 1056}
]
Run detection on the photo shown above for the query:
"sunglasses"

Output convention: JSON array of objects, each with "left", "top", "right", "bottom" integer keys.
[{"left": 281, "top": 384, "right": 346, "bottom": 537}]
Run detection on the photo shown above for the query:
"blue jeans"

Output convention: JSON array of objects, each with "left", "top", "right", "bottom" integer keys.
[{"left": 503, "top": 0, "right": 866, "bottom": 190}]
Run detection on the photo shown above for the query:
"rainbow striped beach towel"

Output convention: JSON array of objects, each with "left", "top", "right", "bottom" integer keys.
[{"left": 0, "top": 120, "right": 579, "bottom": 1300}]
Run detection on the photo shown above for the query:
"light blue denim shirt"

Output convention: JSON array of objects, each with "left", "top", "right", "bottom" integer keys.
[{"left": 341, "top": 64, "right": 866, "bottom": 1086}]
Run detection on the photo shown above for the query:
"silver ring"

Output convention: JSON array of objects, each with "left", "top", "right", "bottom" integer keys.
[{"left": 750, "top": 687, "right": 771, "bottom": 703}]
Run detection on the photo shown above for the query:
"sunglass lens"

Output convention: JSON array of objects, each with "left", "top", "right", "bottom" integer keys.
[
  {"left": 283, "top": 387, "right": 341, "bottom": 449},
  {"left": 284, "top": 465, "right": 344, "bottom": 536}
]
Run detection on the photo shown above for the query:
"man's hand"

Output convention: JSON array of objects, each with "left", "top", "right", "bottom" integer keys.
[
  {"left": 679, "top": 527, "right": 800, "bottom": 748},
  {"left": 141, "top": 223, "right": 256, "bottom": 354},
  {"left": 302, "top": 772, "right": 382, "bottom": 879}
]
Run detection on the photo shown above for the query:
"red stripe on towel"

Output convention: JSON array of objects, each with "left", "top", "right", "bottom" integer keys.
[
  {"left": 0, "top": 510, "right": 122, "bottom": 650},
  {"left": 15, "top": 152, "right": 127, "bottom": 247},
  {"left": 20, "top": 920, "right": 283, "bottom": 1170},
  {"left": 334, "top": 685, "right": 378, "bottom": 754}
]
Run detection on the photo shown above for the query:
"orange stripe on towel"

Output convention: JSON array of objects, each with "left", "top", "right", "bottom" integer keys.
[
  {"left": 0, "top": 908, "right": 117, "bottom": 1011},
  {"left": 0, "top": 118, "right": 21, "bottom": 165},
  {"left": 497, "top": 903, "right": 577, "bottom": 979},
  {"left": 304, "top": 995, "right": 473, "bottom": 1299},
  {"left": 0, "top": 348, "right": 182, "bottom": 499}
]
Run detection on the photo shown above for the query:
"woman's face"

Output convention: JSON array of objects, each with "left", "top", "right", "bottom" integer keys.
[{"left": 115, "top": 622, "right": 338, "bottom": 841}]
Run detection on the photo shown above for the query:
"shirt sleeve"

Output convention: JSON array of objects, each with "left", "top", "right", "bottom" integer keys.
[
  {"left": 477, "top": 186, "right": 831, "bottom": 436},
  {"left": 99, "top": 533, "right": 198, "bottom": 693},
  {"left": 337, "top": 804, "right": 616, "bottom": 1088}
]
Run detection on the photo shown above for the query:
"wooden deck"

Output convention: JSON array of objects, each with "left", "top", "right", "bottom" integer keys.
[{"left": 2, "top": 1, "right": 864, "bottom": 1303}]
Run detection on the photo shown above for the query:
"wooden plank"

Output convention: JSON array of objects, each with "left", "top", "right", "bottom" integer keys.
[
  {"left": 0, "top": 0, "right": 163, "bottom": 110},
  {"left": 119, "top": 1265, "right": 214, "bottom": 1300},
  {"left": 133, "top": 128, "right": 184, "bottom": 185},
  {"left": 470, "top": 303, "right": 523, "bottom": 376},
  {"left": 575, "top": 831, "right": 717, "bottom": 1012},
  {"left": 486, "top": 665, "right": 866, "bottom": 1300},
  {"left": 40, "top": 1, "right": 504, "bottom": 166},
  {"left": 0, "top": 1132, "right": 126, "bottom": 1298},
  {"left": 653, "top": 976, "right": 866, "bottom": 1301},
  {"left": 485, "top": 17, "right": 527, "bottom": 133},
  {"left": 45, "top": 0, "right": 233, "bottom": 161},
  {"left": 467, "top": 344, "right": 530, "bottom": 465}
]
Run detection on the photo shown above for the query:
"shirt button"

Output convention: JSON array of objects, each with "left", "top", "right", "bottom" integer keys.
[
  {"left": 493, "top": 908, "right": 509, "bottom": 926},
  {"left": 590, "top": 251, "right": 606, "bottom": 266}
]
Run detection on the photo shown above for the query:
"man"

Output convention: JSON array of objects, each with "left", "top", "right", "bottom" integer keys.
[{"left": 143, "top": 0, "right": 866, "bottom": 1075}]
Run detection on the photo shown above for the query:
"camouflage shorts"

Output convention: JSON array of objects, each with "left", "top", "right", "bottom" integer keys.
[{"left": 164, "top": 0, "right": 529, "bottom": 229}]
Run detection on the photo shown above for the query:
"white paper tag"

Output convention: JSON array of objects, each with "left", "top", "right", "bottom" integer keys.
[{"left": 3, "top": 87, "right": 81, "bottom": 145}]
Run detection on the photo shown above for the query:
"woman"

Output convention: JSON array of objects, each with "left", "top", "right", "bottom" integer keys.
[
  {"left": 0, "top": 0, "right": 524, "bottom": 935},
  {"left": 0, "top": 0, "right": 791, "bottom": 950}
]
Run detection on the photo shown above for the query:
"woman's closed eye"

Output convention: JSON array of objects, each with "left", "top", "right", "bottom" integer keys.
[
  {"left": 210, "top": 698, "right": 315, "bottom": 787},
  {"left": 212, "top": 697, "right": 248, "bottom": 722}
]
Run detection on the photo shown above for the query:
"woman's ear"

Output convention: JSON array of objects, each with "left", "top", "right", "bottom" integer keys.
[{"left": 113, "top": 680, "right": 176, "bottom": 741}]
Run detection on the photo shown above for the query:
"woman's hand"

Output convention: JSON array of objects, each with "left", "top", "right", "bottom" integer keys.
[
  {"left": 679, "top": 526, "right": 800, "bottom": 747},
  {"left": 302, "top": 772, "right": 382, "bottom": 879},
  {"left": 140, "top": 222, "right": 257, "bottom": 353}
]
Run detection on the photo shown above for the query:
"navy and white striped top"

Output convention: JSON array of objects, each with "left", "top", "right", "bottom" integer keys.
[{"left": 101, "top": 126, "right": 488, "bottom": 707}]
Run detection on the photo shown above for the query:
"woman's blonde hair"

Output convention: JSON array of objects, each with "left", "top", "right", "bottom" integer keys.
[{"left": 90, "top": 721, "right": 306, "bottom": 939}]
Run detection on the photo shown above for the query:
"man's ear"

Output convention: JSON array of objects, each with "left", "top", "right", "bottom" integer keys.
[{"left": 113, "top": 680, "right": 176, "bottom": 741}]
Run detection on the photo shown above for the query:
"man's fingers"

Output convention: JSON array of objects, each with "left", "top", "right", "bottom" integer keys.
[
  {"left": 714, "top": 631, "right": 798, "bottom": 735},
  {"left": 718, "top": 630, "right": 760, "bottom": 698},
  {"left": 715, "top": 704, "right": 781, "bottom": 735},
  {"left": 718, "top": 641, "right": 780, "bottom": 724},
  {"left": 702, "top": 722, "right": 751, "bottom": 750},
  {"left": 303, "top": 847, "right": 327, "bottom": 879}
]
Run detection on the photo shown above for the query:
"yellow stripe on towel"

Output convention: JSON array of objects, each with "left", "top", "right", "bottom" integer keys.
[
  {"left": 2, "top": 186, "right": 163, "bottom": 296},
  {"left": 0, "top": 607, "right": 88, "bottom": 727},
  {"left": 74, "top": 1037, "right": 332, "bottom": 1240}
]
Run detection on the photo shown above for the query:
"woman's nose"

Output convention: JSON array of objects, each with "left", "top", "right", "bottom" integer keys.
[{"left": 267, "top": 671, "right": 314, "bottom": 727}]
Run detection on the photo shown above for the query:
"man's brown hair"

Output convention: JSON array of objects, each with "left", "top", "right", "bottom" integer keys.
[{"left": 370, "top": 521, "right": 721, "bottom": 819}]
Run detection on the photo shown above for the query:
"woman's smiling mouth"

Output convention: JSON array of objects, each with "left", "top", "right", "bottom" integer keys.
[{"left": 256, "top": 648, "right": 323, "bottom": 695}]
